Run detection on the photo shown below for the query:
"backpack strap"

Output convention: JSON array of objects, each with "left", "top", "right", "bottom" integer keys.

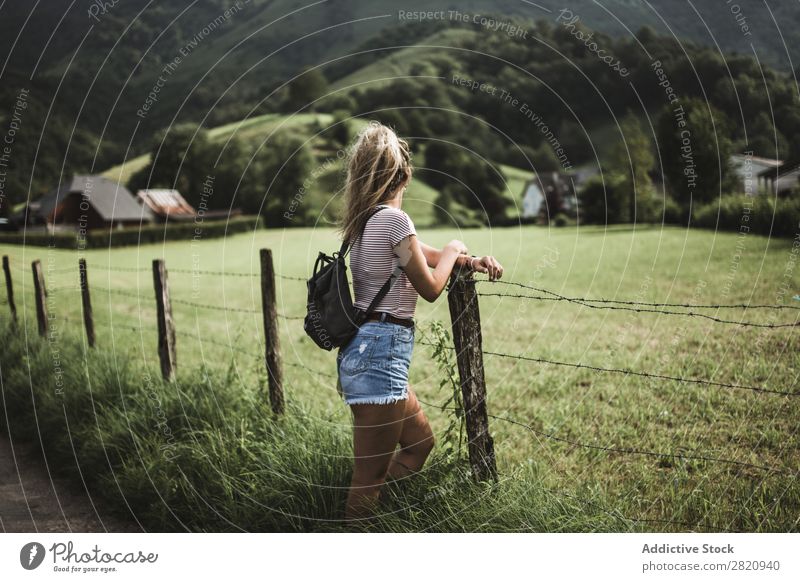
[
  {"left": 360, "top": 262, "right": 403, "bottom": 321},
  {"left": 339, "top": 206, "right": 387, "bottom": 257}
]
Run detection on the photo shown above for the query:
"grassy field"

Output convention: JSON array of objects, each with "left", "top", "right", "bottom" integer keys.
[{"left": 0, "top": 224, "right": 798, "bottom": 531}]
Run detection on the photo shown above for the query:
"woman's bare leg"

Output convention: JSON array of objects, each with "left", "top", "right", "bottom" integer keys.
[
  {"left": 346, "top": 401, "right": 406, "bottom": 522},
  {"left": 387, "top": 387, "right": 435, "bottom": 480}
]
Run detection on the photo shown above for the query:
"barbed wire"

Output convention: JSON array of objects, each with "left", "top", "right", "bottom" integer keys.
[
  {"left": 61, "top": 315, "right": 147, "bottom": 334},
  {"left": 76, "top": 264, "right": 308, "bottom": 281},
  {"left": 168, "top": 295, "right": 304, "bottom": 319},
  {"left": 45, "top": 266, "right": 79, "bottom": 275},
  {"left": 169, "top": 267, "right": 306, "bottom": 281},
  {"left": 7, "top": 265, "right": 76, "bottom": 276},
  {"left": 286, "top": 360, "right": 337, "bottom": 378},
  {"left": 478, "top": 280, "right": 800, "bottom": 310},
  {"left": 92, "top": 285, "right": 154, "bottom": 301},
  {"left": 417, "top": 397, "right": 787, "bottom": 475},
  {"left": 487, "top": 412, "right": 788, "bottom": 475},
  {"left": 177, "top": 329, "right": 259, "bottom": 353},
  {"left": 176, "top": 329, "right": 336, "bottom": 379},
  {"left": 5, "top": 301, "right": 785, "bottom": 528},
  {"left": 100, "top": 322, "right": 148, "bottom": 333},
  {"left": 85, "top": 264, "right": 150, "bottom": 273},
  {"left": 417, "top": 340, "right": 797, "bottom": 397},
  {"left": 47, "top": 285, "right": 82, "bottom": 294},
  {"left": 170, "top": 267, "right": 256, "bottom": 278},
  {"left": 170, "top": 296, "right": 261, "bottom": 314},
  {"left": 280, "top": 313, "right": 305, "bottom": 320},
  {"left": 476, "top": 290, "right": 799, "bottom": 329}
]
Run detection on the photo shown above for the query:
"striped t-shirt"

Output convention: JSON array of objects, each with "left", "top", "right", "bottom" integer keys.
[{"left": 350, "top": 205, "right": 418, "bottom": 319}]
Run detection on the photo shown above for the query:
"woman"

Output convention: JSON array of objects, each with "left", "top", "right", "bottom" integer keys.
[{"left": 337, "top": 122, "right": 504, "bottom": 521}]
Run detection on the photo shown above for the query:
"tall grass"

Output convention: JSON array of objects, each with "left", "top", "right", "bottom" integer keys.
[{"left": 0, "top": 323, "right": 620, "bottom": 532}]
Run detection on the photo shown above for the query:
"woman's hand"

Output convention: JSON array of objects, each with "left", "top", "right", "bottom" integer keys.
[{"left": 471, "top": 255, "right": 504, "bottom": 281}]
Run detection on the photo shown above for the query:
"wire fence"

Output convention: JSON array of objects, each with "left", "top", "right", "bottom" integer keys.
[
  {"left": 475, "top": 280, "right": 800, "bottom": 329},
  {"left": 478, "top": 279, "right": 800, "bottom": 310},
  {"left": 2, "top": 253, "right": 797, "bottom": 532},
  {"left": 417, "top": 396, "right": 787, "bottom": 474}
]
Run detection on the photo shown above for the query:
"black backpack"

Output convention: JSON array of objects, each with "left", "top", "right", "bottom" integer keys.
[{"left": 304, "top": 206, "right": 401, "bottom": 350}]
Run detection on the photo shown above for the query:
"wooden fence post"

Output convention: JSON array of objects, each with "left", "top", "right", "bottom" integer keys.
[
  {"left": 31, "top": 259, "right": 48, "bottom": 337},
  {"left": 2, "top": 256, "right": 17, "bottom": 325},
  {"left": 79, "top": 259, "right": 95, "bottom": 348},
  {"left": 447, "top": 265, "right": 497, "bottom": 482},
  {"left": 152, "top": 259, "right": 176, "bottom": 381},
  {"left": 260, "top": 248, "right": 284, "bottom": 414}
]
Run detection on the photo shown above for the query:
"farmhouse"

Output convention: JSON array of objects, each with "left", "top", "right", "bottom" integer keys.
[
  {"left": 758, "top": 162, "right": 800, "bottom": 196},
  {"left": 729, "top": 153, "right": 782, "bottom": 194},
  {"left": 23, "top": 175, "right": 153, "bottom": 230},
  {"left": 522, "top": 169, "right": 589, "bottom": 221},
  {"left": 521, "top": 178, "right": 544, "bottom": 219},
  {"left": 137, "top": 189, "right": 196, "bottom": 221}
]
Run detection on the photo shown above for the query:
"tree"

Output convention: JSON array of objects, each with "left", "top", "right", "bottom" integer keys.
[
  {"left": 257, "top": 131, "right": 314, "bottom": 225},
  {"left": 577, "top": 174, "right": 626, "bottom": 225},
  {"left": 532, "top": 144, "right": 561, "bottom": 173},
  {"left": 607, "top": 113, "right": 656, "bottom": 222},
  {"left": 328, "top": 111, "right": 352, "bottom": 148},
  {"left": 421, "top": 142, "right": 509, "bottom": 225},
  {"left": 655, "top": 98, "right": 736, "bottom": 207},
  {"left": 286, "top": 68, "right": 328, "bottom": 112},
  {"left": 129, "top": 123, "right": 213, "bottom": 206}
]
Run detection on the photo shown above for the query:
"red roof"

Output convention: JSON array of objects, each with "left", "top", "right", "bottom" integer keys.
[{"left": 136, "top": 189, "right": 195, "bottom": 218}]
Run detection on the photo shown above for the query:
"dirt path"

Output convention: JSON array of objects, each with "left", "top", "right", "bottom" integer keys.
[{"left": 0, "top": 431, "right": 137, "bottom": 532}]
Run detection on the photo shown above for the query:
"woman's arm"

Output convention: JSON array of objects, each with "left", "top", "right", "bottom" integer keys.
[
  {"left": 420, "top": 241, "right": 473, "bottom": 269},
  {"left": 420, "top": 241, "right": 504, "bottom": 280},
  {"left": 396, "top": 236, "right": 467, "bottom": 302}
]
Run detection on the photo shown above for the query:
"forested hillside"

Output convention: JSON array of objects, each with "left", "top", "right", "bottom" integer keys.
[{"left": 1, "top": 0, "right": 798, "bottom": 219}]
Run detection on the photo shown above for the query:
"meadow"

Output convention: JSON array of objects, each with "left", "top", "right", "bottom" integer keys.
[{"left": 0, "top": 223, "right": 798, "bottom": 532}]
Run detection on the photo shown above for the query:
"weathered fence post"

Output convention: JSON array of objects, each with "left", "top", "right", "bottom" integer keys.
[
  {"left": 152, "top": 259, "right": 176, "bottom": 381},
  {"left": 260, "top": 248, "right": 284, "bottom": 414},
  {"left": 2, "top": 256, "right": 17, "bottom": 325},
  {"left": 447, "top": 265, "right": 497, "bottom": 482},
  {"left": 31, "top": 259, "right": 48, "bottom": 337},
  {"left": 79, "top": 259, "right": 95, "bottom": 348}
]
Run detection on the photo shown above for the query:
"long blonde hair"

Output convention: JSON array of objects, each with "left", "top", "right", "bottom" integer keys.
[{"left": 339, "top": 121, "right": 412, "bottom": 245}]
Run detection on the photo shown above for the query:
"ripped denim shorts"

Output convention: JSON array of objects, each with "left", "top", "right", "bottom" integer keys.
[{"left": 336, "top": 320, "right": 414, "bottom": 406}]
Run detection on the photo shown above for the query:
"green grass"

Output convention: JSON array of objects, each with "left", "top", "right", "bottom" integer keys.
[{"left": 1, "top": 224, "right": 798, "bottom": 531}]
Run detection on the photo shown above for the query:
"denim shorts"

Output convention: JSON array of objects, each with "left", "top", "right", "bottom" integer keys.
[{"left": 336, "top": 320, "right": 415, "bottom": 405}]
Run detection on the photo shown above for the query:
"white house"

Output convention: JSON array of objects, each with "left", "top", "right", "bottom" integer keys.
[
  {"left": 521, "top": 179, "right": 544, "bottom": 218},
  {"left": 521, "top": 171, "right": 585, "bottom": 220},
  {"left": 758, "top": 163, "right": 800, "bottom": 196},
  {"left": 729, "top": 153, "right": 782, "bottom": 194}
]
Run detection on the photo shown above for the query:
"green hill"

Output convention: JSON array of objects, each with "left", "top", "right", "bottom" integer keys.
[{"left": 8, "top": 1, "right": 798, "bottom": 223}]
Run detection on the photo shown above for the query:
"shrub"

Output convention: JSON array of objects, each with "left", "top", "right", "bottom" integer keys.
[
  {"left": 552, "top": 213, "right": 570, "bottom": 227},
  {"left": 693, "top": 195, "right": 800, "bottom": 238},
  {"left": 0, "top": 216, "right": 263, "bottom": 248}
]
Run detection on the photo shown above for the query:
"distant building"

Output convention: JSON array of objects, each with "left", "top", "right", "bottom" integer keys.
[
  {"left": 137, "top": 189, "right": 196, "bottom": 222},
  {"left": 521, "top": 171, "right": 582, "bottom": 221},
  {"left": 758, "top": 162, "right": 800, "bottom": 196},
  {"left": 19, "top": 175, "right": 153, "bottom": 230},
  {"left": 729, "top": 153, "right": 782, "bottom": 194},
  {"left": 521, "top": 179, "right": 544, "bottom": 219}
]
